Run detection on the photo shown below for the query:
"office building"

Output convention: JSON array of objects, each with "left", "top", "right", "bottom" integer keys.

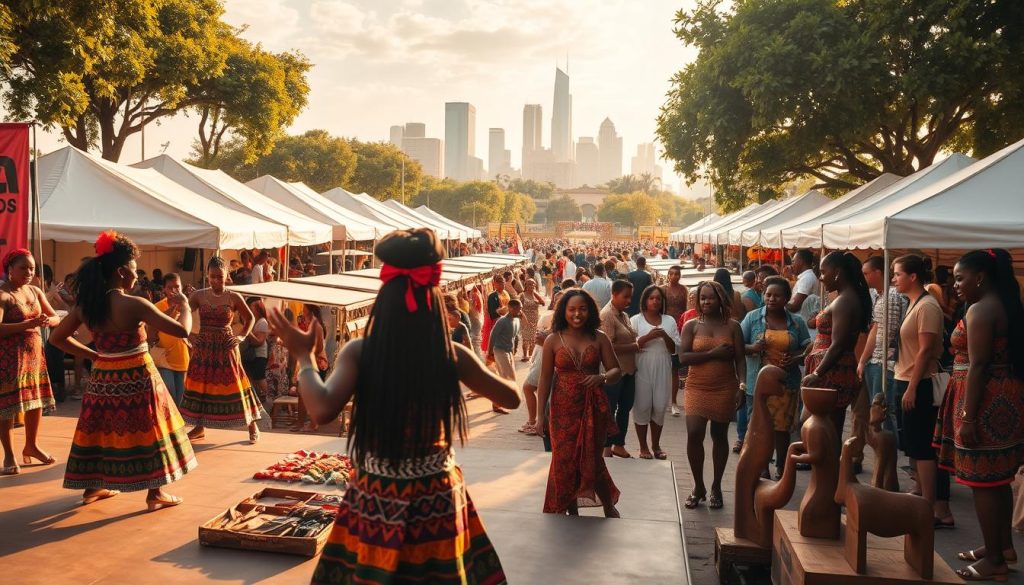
[
  {"left": 488, "top": 128, "right": 512, "bottom": 179},
  {"left": 575, "top": 137, "right": 600, "bottom": 187},
  {"left": 389, "top": 125, "right": 404, "bottom": 147},
  {"left": 402, "top": 137, "right": 444, "bottom": 178},
  {"left": 598, "top": 117, "right": 623, "bottom": 184},
  {"left": 551, "top": 67, "right": 573, "bottom": 163},
  {"left": 522, "top": 104, "right": 543, "bottom": 180},
  {"left": 404, "top": 122, "right": 426, "bottom": 139},
  {"left": 631, "top": 142, "right": 663, "bottom": 183},
  {"left": 444, "top": 102, "right": 476, "bottom": 181}
]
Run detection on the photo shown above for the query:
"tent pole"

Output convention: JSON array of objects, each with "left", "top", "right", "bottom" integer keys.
[
  {"left": 30, "top": 122, "right": 44, "bottom": 290},
  {"left": 881, "top": 245, "right": 890, "bottom": 402},
  {"left": 328, "top": 239, "right": 333, "bottom": 275}
]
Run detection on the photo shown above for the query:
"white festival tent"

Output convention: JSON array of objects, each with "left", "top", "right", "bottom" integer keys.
[
  {"left": 669, "top": 213, "right": 720, "bottom": 242},
  {"left": 319, "top": 188, "right": 435, "bottom": 236},
  {"left": 415, "top": 205, "right": 483, "bottom": 239},
  {"left": 795, "top": 153, "right": 975, "bottom": 250},
  {"left": 133, "top": 155, "right": 333, "bottom": 246},
  {"left": 754, "top": 173, "right": 901, "bottom": 249},
  {"left": 245, "top": 176, "right": 381, "bottom": 241},
  {"left": 355, "top": 193, "right": 452, "bottom": 238},
  {"left": 683, "top": 200, "right": 781, "bottom": 244},
  {"left": 826, "top": 138, "right": 1024, "bottom": 250},
  {"left": 38, "top": 146, "right": 289, "bottom": 249},
  {"left": 677, "top": 205, "right": 759, "bottom": 243},
  {"left": 383, "top": 199, "right": 469, "bottom": 241},
  {"left": 728, "top": 191, "right": 830, "bottom": 247}
]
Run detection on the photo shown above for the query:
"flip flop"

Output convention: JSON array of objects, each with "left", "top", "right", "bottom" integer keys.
[
  {"left": 958, "top": 549, "right": 1018, "bottom": 565},
  {"left": 653, "top": 450, "right": 668, "bottom": 460},
  {"left": 82, "top": 489, "right": 120, "bottom": 505},
  {"left": 684, "top": 493, "right": 705, "bottom": 509},
  {"left": 639, "top": 451, "right": 654, "bottom": 460},
  {"left": 611, "top": 448, "right": 632, "bottom": 459},
  {"left": 708, "top": 491, "right": 724, "bottom": 510},
  {"left": 956, "top": 564, "right": 1008, "bottom": 582},
  {"left": 1, "top": 465, "right": 19, "bottom": 476}
]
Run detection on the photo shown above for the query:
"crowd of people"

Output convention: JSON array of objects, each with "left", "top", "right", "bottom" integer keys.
[{"left": 2, "top": 228, "right": 1023, "bottom": 583}]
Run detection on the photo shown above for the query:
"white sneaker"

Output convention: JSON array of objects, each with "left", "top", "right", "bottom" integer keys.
[{"left": 671, "top": 404, "right": 681, "bottom": 417}]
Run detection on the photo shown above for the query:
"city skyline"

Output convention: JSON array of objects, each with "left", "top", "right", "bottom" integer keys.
[{"left": 16, "top": 0, "right": 708, "bottom": 197}]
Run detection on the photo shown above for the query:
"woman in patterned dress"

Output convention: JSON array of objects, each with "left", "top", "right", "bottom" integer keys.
[
  {"left": 50, "top": 231, "right": 196, "bottom": 510},
  {"left": 934, "top": 249, "right": 1024, "bottom": 582},
  {"left": 680, "top": 281, "right": 745, "bottom": 510},
  {"left": 536, "top": 289, "right": 622, "bottom": 517},
  {"left": 0, "top": 249, "right": 59, "bottom": 475},
  {"left": 801, "top": 252, "right": 872, "bottom": 454},
  {"left": 270, "top": 229, "right": 518, "bottom": 585},
  {"left": 179, "top": 257, "right": 263, "bottom": 444},
  {"left": 518, "top": 278, "right": 545, "bottom": 362}
]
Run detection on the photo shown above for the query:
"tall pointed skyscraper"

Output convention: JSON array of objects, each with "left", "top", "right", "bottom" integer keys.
[
  {"left": 551, "top": 66, "right": 573, "bottom": 163},
  {"left": 598, "top": 117, "right": 623, "bottom": 184}
]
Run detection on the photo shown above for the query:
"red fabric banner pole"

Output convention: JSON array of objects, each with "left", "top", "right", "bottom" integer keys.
[{"left": 0, "top": 122, "right": 31, "bottom": 269}]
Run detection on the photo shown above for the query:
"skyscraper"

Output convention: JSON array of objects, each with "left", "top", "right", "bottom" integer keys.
[
  {"left": 389, "top": 125, "right": 404, "bottom": 147},
  {"left": 575, "top": 137, "right": 600, "bottom": 187},
  {"left": 404, "top": 122, "right": 426, "bottom": 139},
  {"left": 522, "top": 104, "right": 542, "bottom": 179},
  {"left": 631, "top": 142, "right": 663, "bottom": 183},
  {"left": 403, "top": 137, "right": 444, "bottom": 178},
  {"left": 444, "top": 102, "right": 476, "bottom": 181},
  {"left": 488, "top": 128, "right": 511, "bottom": 179},
  {"left": 598, "top": 117, "right": 623, "bottom": 185},
  {"left": 551, "top": 67, "right": 573, "bottom": 163}
]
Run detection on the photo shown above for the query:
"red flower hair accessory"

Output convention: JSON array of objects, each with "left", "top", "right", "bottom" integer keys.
[
  {"left": 1, "top": 248, "right": 31, "bottom": 272},
  {"left": 987, "top": 249, "right": 997, "bottom": 258},
  {"left": 379, "top": 262, "right": 443, "bottom": 312},
  {"left": 95, "top": 230, "right": 118, "bottom": 257}
]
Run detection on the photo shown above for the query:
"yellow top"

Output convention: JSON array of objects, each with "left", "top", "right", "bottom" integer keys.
[{"left": 154, "top": 298, "right": 190, "bottom": 371}]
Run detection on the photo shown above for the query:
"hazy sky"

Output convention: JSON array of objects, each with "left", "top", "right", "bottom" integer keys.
[{"left": 29, "top": 0, "right": 708, "bottom": 197}]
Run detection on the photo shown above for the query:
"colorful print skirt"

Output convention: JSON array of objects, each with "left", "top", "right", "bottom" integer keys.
[{"left": 179, "top": 328, "right": 263, "bottom": 428}]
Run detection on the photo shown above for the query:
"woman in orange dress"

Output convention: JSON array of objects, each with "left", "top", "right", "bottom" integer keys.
[
  {"left": 933, "top": 249, "right": 1024, "bottom": 581},
  {"left": 0, "top": 249, "right": 59, "bottom": 475},
  {"left": 679, "top": 281, "right": 745, "bottom": 510},
  {"left": 179, "top": 257, "right": 263, "bottom": 443},
  {"left": 51, "top": 231, "right": 196, "bottom": 510},
  {"left": 536, "top": 289, "right": 623, "bottom": 517}
]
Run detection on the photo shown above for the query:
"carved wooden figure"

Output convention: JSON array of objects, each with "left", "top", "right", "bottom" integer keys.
[
  {"left": 835, "top": 437, "right": 934, "bottom": 579},
  {"left": 790, "top": 387, "right": 840, "bottom": 539},
  {"left": 866, "top": 392, "right": 899, "bottom": 492},
  {"left": 734, "top": 366, "right": 801, "bottom": 549}
]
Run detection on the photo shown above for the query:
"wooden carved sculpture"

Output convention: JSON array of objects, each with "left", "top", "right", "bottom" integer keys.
[
  {"left": 734, "top": 366, "right": 801, "bottom": 549},
  {"left": 835, "top": 437, "right": 934, "bottom": 579},
  {"left": 867, "top": 392, "right": 899, "bottom": 492},
  {"left": 790, "top": 387, "right": 840, "bottom": 539}
]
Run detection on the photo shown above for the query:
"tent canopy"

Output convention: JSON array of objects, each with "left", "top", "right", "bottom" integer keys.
[
  {"left": 134, "top": 155, "right": 332, "bottom": 246},
  {"left": 729, "top": 191, "right": 830, "bottom": 247},
  {"left": 415, "top": 205, "right": 483, "bottom": 239},
  {"left": 670, "top": 214, "right": 720, "bottom": 241},
  {"left": 38, "top": 146, "right": 289, "bottom": 249},
  {"left": 320, "top": 187, "right": 408, "bottom": 233},
  {"left": 354, "top": 193, "right": 450, "bottom": 238},
  {"left": 683, "top": 201, "right": 780, "bottom": 243},
  {"left": 383, "top": 199, "right": 467, "bottom": 240},
  {"left": 227, "top": 281, "right": 377, "bottom": 308},
  {"left": 245, "top": 176, "right": 380, "bottom": 241}
]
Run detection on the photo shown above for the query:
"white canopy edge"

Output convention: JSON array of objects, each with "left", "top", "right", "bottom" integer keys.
[
  {"left": 415, "top": 205, "right": 483, "bottom": 239},
  {"left": 383, "top": 199, "right": 467, "bottom": 241},
  {"left": 246, "top": 176, "right": 380, "bottom": 241},
  {"left": 733, "top": 191, "right": 831, "bottom": 247}
]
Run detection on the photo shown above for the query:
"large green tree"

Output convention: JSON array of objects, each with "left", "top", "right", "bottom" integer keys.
[
  {"left": 190, "top": 38, "right": 310, "bottom": 168},
  {"left": 213, "top": 129, "right": 356, "bottom": 192},
  {"left": 501, "top": 192, "right": 538, "bottom": 224},
  {"left": 605, "top": 173, "right": 661, "bottom": 195},
  {"left": 2, "top": 0, "right": 233, "bottom": 161},
  {"left": 598, "top": 192, "right": 663, "bottom": 226},
  {"left": 505, "top": 178, "right": 555, "bottom": 200},
  {"left": 545, "top": 195, "right": 582, "bottom": 223},
  {"left": 346, "top": 141, "right": 424, "bottom": 202},
  {"left": 413, "top": 181, "right": 504, "bottom": 226},
  {"left": 657, "top": 0, "right": 1024, "bottom": 210}
]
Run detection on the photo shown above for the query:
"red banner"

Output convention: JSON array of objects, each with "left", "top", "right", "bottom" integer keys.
[{"left": 0, "top": 123, "right": 30, "bottom": 264}]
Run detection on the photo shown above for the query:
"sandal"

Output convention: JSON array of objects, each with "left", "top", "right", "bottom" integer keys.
[
  {"left": 709, "top": 490, "right": 724, "bottom": 510},
  {"left": 611, "top": 447, "right": 632, "bottom": 458},
  {"left": 956, "top": 563, "right": 1009, "bottom": 582},
  {"left": 639, "top": 450, "right": 654, "bottom": 460},
  {"left": 732, "top": 440, "right": 743, "bottom": 454},
  {"left": 22, "top": 449, "right": 56, "bottom": 465},
  {"left": 492, "top": 406, "right": 509, "bottom": 415},
  {"left": 249, "top": 427, "right": 260, "bottom": 444},
  {"left": 82, "top": 489, "right": 120, "bottom": 505},
  {"left": 1, "top": 464, "right": 20, "bottom": 476},
  {"left": 146, "top": 494, "right": 184, "bottom": 512},
  {"left": 518, "top": 422, "right": 536, "bottom": 433},
  {"left": 959, "top": 549, "right": 1018, "bottom": 565},
  {"left": 653, "top": 450, "right": 668, "bottom": 460},
  {"left": 684, "top": 493, "right": 706, "bottom": 509}
]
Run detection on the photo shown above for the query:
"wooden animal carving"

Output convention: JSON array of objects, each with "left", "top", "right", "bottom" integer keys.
[
  {"left": 867, "top": 392, "right": 899, "bottom": 491},
  {"left": 734, "top": 366, "right": 800, "bottom": 548},
  {"left": 836, "top": 437, "right": 934, "bottom": 579},
  {"left": 790, "top": 387, "right": 840, "bottom": 539}
]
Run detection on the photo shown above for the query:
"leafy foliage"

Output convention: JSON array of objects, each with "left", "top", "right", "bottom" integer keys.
[
  {"left": 544, "top": 195, "right": 582, "bottom": 223},
  {"left": 213, "top": 130, "right": 356, "bottom": 192},
  {"left": 657, "top": 0, "right": 1024, "bottom": 210},
  {"left": 604, "top": 173, "right": 662, "bottom": 195},
  {"left": 597, "top": 192, "right": 663, "bottom": 226},
  {"left": 411, "top": 181, "right": 536, "bottom": 225},
  {"left": 346, "top": 141, "right": 424, "bottom": 202},
  {"left": 504, "top": 178, "right": 555, "bottom": 200}
]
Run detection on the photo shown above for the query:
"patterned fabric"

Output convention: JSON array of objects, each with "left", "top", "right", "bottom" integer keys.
[
  {"left": 64, "top": 328, "right": 197, "bottom": 491},
  {"left": 544, "top": 344, "right": 620, "bottom": 514},
  {"left": 763, "top": 330, "right": 799, "bottom": 432},
  {"left": 265, "top": 339, "right": 291, "bottom": 400},
  {"left": 179, "top": 303, "right": 263, "bottom": 428},
  {"left": 519, "top": 292, "right": 541, "bottom": 349},
  {"left": 683, "top": 330, "right": 740, "bottom": 423},
  {"left": 0, "top": 295, "right": 55, "bottom": 419},
  {"left": 933, "top": 320, "right": 1024, "bottom": 487},
  {"left": 804, "top": 309, "right": 859, "bottom": 409},
  {"left": 870, "top": 289, "right": 908, "bottom": 368},
  {"left": 312, "top": 448, "right": 506, "bottom": 585}
]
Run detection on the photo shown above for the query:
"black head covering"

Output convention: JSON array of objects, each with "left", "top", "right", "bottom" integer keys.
[{"left": 374, "top": 228, "right": 445, "bottom": 268}]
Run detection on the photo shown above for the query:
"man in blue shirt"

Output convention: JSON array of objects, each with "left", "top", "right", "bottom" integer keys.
[
  {"left": 626, "top": 256, "right": 653, "bottom": 316},
  {"left": 581, "top": 262, "right": 613, "bottom": 308}
]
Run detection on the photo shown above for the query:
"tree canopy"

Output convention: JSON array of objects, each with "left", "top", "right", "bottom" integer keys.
[
  {"left": 657, "top": 0, "right": 1024, "bottom": 210},
  {"left": 545, "top": 195, "right": 582, "bottom": 223},
  {"left": 212, "top": 130, "right": 356, "bottom": 192},
  {"left": 598, "top": 192, "right": 663, "bottom": 227},
  {"left": 1, "top": 0, "right": 308, "bottom": 162},
  {"left": 604, "top": 173, "right": 661, "bottom": 195},
  {"left": 346, "top": 141, "right": 424, "bottom": 203},
  {"left": 504, "top": 178, "right": 555, "bottom": 200},
  {"left": 412, "top": 181, "right": 536, "bottom": 225}
]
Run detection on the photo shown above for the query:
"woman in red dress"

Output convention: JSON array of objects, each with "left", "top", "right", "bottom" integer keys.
[
  {"left": 536, "top": 289, "right": 623, "bottom": 517},
  {"left": 0, "top": 249, "right": 59, "bottom": 475},
  {"left": 934, "top": 249, "right": 1024, "bottom": 582}
]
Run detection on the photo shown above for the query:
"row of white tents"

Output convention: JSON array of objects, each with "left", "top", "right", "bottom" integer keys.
[
  {"left": 670, "top": 136, "right": 1024, "bottom": 252},
  {"left": 37, "top": 146, "right": 481, "bottom": 253}
]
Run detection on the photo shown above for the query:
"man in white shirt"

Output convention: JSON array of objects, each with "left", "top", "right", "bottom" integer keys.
[
  {"left": 581, "top": 263, "right": 613, "bottom": 308},
  {"left": 787, "top": 248, "right": 818, "bottom": 315},
  {"left": 251, "top": 251, "right": 269, "bottom": 284},
  {"left": 562, "top": 249, "right": 577, "bottom": 281}
]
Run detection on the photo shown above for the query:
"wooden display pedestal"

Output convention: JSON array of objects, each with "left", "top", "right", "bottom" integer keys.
[
  {"left": 771, "top": 511, "right": 960, "bottom": 585},
  {"left": 715, "top": 527, "right": 772, "bottom": 580}
]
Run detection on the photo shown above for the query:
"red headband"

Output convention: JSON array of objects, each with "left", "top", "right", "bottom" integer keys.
[
  {"left": 2, "top": 248, "right": 31, "bottom": 272},
  {"left": 379, "top": 262, "right": 442, "bottom": 312}
]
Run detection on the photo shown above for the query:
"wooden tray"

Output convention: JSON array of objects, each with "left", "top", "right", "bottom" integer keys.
[{"left": 199, "top": 488, "right": 335, "bottom": 557}]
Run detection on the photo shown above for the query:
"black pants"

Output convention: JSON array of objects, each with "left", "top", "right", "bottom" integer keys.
[
  {"left": 603, "top": 374, "right": 636, "bottom": 447},
  {"left": 44, "top": 341, "right": 66, "bottom": 402},
  {"left": 895, "top": 378, "right": 950, "bottom": 501}
]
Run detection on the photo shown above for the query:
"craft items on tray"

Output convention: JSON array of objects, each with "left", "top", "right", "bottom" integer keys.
[
  {"left": 252, "top": 450, "right": 352, "bottom": 488},
  {"left": 199, "top": 488, "right": 342, "bottom": 556}
]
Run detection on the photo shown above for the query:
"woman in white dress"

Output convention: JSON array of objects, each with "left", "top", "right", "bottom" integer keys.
[{"left": 631, "top": 284, "right": 681, "bottom": 460}]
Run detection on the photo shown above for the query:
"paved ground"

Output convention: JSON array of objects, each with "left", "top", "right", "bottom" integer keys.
[{"left": 458, "top": 335, "right": 1022, "bottom": 584}]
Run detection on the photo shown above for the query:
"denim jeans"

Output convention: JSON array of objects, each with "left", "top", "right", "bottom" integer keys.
[
  {"left": 158, "top": 368, "right": 186, "bottom": 405},
  {"left": 736, "top": 393, "right": 755, "bottom": 443},
  {"left": 603, "top": 374, "right": 636, "bottom": 447},
  {"left": 864, "top": 362, "right": 899, "bottom": 447}
]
